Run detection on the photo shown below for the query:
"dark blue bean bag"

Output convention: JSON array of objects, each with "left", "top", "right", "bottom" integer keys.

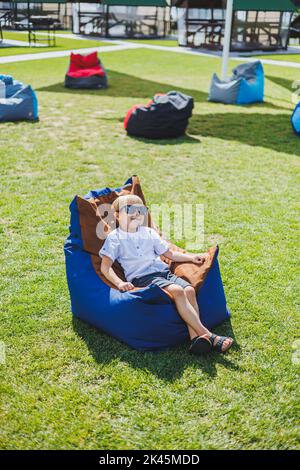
[
  {"left": 291, "top": 102, "right": 300, "bottom": 136},
  {"left": 64, "top": 176, "right": 230, "bottom": 352},
  {"left": 124, "top": 91, "right": 194, "bottom": 139},
  {"left": 0, "top": 74, "right": 38, "bottom": 122}
]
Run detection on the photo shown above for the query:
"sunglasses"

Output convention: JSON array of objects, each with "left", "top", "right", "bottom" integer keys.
[{"left": 120, "top": 205, "right": 148, "bottom": 216}]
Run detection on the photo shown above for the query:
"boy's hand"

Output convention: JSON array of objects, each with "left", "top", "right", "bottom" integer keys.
[
  {"left": 118, "top": 281, "right": 135, "bottom": 292},
  {"left": 192, "top": 253, "right": 210, "bottom": 265}
]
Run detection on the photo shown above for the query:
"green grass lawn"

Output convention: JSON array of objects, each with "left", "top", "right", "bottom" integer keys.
[
  {"left": 253, "top": 53, "right": 300, "bottom": 63},
  {"left": 0, "top": 49, "right": 299, "bottom": 450},
  {"left": 126, "top": 39, "right": 178, "bottom": 47},
  {"left": 0, "top": 31, "right": 112, "bottom": 57}
]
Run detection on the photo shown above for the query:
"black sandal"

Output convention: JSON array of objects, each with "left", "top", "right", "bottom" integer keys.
[
  {"left": 209, "top": 333, "right": 233, "bottom": 353},
  {"left": 189, "top": 335, "right": 212, "bottom": 356}
]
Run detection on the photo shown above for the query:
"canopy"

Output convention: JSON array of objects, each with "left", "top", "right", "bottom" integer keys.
[
  {"left": 233, "top": 0, "right": 297, "bottom": 11},
  {"left": 172, "top": 1, "right": 223, "bottom": 6},
  {"left": 173, "top": 0, "right": 297, "bottom": 10},
  {"left": 221, "top": 0, "right": 296, "bottom": 80}
]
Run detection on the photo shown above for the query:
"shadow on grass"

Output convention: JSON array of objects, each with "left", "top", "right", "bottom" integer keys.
[
  {"left": 73, "top": 317, "right": 239, "bottom": 382},
  {"left": 36, "top": 70, "right": 208, "bottom": 102},
  {"left": 36, "top": 70, "right": 289, "bottom": 113},
  {"left": 124, "top": 133, "right": 201, "bottom": 145},
  {"left": 266, "top": 75, "right": 295, "bottom": 92},
  {"left": 188, "top": 112, "right": 299, "bottom": 156}
]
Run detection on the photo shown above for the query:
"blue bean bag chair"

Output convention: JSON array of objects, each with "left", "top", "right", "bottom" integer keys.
[
  {"left": 64, "top": 176, "right": 230, "bottom": 352},
  {"left": 291, "top": 102, "right": 300, "bottom": 136},
  {"left": 0, "top": 74, "right": 38, "bottom": 122},
  {"left": 208, "top": 61, "right": 264, "bottom": 105}
]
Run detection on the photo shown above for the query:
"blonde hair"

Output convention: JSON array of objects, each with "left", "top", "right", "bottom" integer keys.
[{"left": 112, "top": 194, "right": 144, "bottom": 213}]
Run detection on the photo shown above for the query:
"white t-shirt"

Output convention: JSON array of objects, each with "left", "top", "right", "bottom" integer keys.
[{"left": 99, "top": 226, "right": 169, "bottom": 282}]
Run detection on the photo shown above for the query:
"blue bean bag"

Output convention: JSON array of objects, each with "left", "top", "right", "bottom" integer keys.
[
  {"left": 0, "top": 74, "right": 38, "bottom": 122},
  {"left": 209, "top": 61, "right": 264, "bottom": 105},
  {"left": 64, "top": 176, "right": 230, "bottom": 352},
  {"left": 291, "top": 102, "right": 300, "bottom": 136}
]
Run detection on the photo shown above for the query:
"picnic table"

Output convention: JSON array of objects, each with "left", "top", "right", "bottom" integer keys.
[
  {"left": 78, "top": 6, "right": 160, "bottom": 37},
  {"left": 14, "top": 15, "right": 58, "bottom": 46}
]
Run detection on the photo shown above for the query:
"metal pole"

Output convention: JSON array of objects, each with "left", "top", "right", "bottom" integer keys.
[
  {"left": 27, "top": 1, "right": 31, "bottom": 45},
  {"left": 221, "top": 0, "right": 233, "bottom": 80},
  {"left": 105, "top": 5, "right": 109, "bottom": 37},
  {"left": 72, "top": 2, "right": 79, "bottom": 34}
]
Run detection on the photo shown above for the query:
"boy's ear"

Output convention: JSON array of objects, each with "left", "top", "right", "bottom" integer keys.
[{"left": 114, "top": 211, "right": 119, "bottom": 228}]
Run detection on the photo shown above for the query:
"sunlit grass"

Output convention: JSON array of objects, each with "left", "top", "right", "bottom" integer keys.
[
  {"left": 0, "top": 30, "right": 113, "bottom": 57},
  {"left": 0, "top": 49, "right": 299, "bottom": 450}
]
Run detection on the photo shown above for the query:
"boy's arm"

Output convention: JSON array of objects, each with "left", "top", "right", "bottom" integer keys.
[
  {"left": 162, "top": 249, "right": 210, "bottom": 265},
  {"left": 151, "top": 229, "right": 209, "bottom": 265},
  {"left": 100, "top": 255, "right": 134, "bottom": 291}
]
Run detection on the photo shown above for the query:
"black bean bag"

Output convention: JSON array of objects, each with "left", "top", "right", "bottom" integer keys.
[{"left": 124, "top": 91, "right": 194, "bottom": 139}]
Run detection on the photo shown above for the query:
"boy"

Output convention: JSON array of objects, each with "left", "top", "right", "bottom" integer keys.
[{"left": 100, "top": 195, "right": 233, "bottom": 355}]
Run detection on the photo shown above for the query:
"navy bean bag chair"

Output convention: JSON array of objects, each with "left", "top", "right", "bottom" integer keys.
[
  {"left": 209, "top": 61, "right": 264, "bottom": 105},
  {"left": 124, "top": 91, "right": 194, "bottom": 139},
  {"left": 291, "top": 102, "right": 300, "bottom": 136},
  {"left": 64, "top": 176, "right": 230, "bottom": 352},
  {"left": 64, "top": 51, "right": 108, "bottom": 89},
  {"left": 0, "top": 74, "right": 38, "bottom": 122}
]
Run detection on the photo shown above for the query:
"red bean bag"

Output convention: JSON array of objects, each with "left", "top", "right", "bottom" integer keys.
[{"left": 65, "top": 52, "right": 108, "bottom": 89}]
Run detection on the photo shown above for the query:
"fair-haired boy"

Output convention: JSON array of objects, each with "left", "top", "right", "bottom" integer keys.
[{"left": 100, "top": 195, "right": 233, "bottom": 355}]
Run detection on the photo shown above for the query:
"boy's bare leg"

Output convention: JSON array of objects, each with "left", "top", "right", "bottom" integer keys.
[
  {"left": 183, "top": 285, "right": 233, "bottom": 351},
  {"left": 184, "top": 286, "right": 200, "bottom": 315},
  {"left": 164, "top": 284, "right": 210, "bottom": 339},
  {"left": 184, "top": 286, "right": 201, "bottom": 339},
  {"left": 186, "top": 325, "right": 198, "bottom": 340}
]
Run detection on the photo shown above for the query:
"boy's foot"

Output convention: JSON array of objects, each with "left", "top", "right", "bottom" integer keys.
[
  {"left": 189, "top": 335, "right": 212, "bottom": 356},
  {"left": 189, "top": 334, "right": 234, "bottom": 356},
  {"left": 210, "top": 334, "right": 233, "bottom": 353}
]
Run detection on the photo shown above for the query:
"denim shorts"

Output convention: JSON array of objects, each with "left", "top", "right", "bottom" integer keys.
[{"left": 131, "top": 268, "right": 191, "bottom": 290}]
